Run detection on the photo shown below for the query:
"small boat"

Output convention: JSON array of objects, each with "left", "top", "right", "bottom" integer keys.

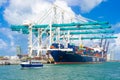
[{"left": 20, "top": 60, "right": 43, "bottom": 68}]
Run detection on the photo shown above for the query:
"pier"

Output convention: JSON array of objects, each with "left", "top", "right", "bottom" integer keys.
[{"left": 0, "top": 60, "right": 20, "bottom": 65}]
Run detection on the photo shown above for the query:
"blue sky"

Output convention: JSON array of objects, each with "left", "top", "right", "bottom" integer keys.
[{"left": 0, "top": 0, "right": 120, "bottom": 60}]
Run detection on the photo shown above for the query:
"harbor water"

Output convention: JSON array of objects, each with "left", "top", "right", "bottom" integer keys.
[{"left": 0, "top": 62, "right": 120, "bottom": 80}]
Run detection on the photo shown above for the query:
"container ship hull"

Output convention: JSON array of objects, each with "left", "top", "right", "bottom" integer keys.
[{"left": 50, "top": 51, "right": 106, "bottom": 64}]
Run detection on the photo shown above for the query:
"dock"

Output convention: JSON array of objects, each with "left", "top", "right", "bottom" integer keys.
[{"left": 0, "top": 60, "right": 20, "bottom": 65}]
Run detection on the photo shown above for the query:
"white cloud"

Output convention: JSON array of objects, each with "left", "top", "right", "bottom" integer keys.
[
  {"left": 0, "top": 28, "right": 15, "bottom": 51},
  {"left": 114, "top": 33, "right": 120, "bottom": 46},
  {"left": 111, "top": 22, "right": 120, "bottom": 34},
  {"left": 0, "top": 28, "right": 16, "bottom": 46},
  {"left": 104, "top": 23, "right": 120, "bottom": 60},
  {"left": 4, "top": 0, "right": 90, "bottom": 24},
  {"left": 64, "top": 0, "right": 105, "bottom": 13},
  {"left": 4, "top": 0, "right": 49, "bottom": 24},
  {"left": 107, "top": 33, "right": 120, "bottom": 60},
  {"left": 3, "top": 0, "right": 106, "bottom": 24},
  {"left": 0, "top": 0, "right": 7, "bottom": 7},
  {"left": 113, "top": 23, "right": 120, "bottom": 28},
  {"left": 4, "top": 0, "right": 64, "bottom": 24},
  {"left": 0, "top": 27, "right": 28, "bottom": 55},
  {"left": 0, "top": 39, "right": 7, "bottom": 49}
]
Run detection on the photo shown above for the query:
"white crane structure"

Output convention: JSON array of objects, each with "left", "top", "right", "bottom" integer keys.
[{"left": 11, "top": 4, "right": 117, "bottom": 58}]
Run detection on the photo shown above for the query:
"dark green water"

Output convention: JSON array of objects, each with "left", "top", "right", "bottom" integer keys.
[{"left": 0, "top": 62, "right": 120, "bottom": 80}]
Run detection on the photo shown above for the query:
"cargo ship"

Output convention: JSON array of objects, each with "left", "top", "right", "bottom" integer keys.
[{"left": 50, "top": 43, "right": 106, "bottom": 64}]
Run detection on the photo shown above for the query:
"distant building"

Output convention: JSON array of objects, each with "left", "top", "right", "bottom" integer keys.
[
  {"left": 110, "top": 51, "right": 114, "bottom": 61},
  {"left": 10, "top": 56, "right": 19, "bottom": 60},
  {"left": 107, "top": 50, "right": 114, "bottom": 61},
  {"left": 107, "top": 54, "right": 111, "bottom": 61},
  {"left": 16, "top": 46, "right": 22, "bottom": 54}
]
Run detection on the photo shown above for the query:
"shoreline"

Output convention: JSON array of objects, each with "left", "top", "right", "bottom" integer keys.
[
  {"left": 0, "top": 59, "right": 49, "bottom": 65},
  {"left": 0, "top": 60, "right": 20, "bottom": 65}
]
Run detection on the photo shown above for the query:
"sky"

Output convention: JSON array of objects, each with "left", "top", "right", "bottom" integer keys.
[{"left": 0, "top": 0, "right": 120, "bottom": 60}]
